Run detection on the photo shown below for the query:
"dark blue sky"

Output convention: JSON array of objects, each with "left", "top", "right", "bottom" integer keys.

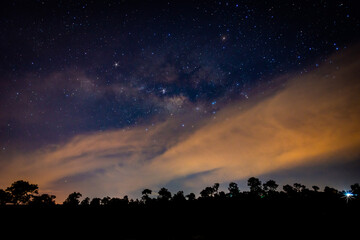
[{"left": 1, "top": 0, "right": 358, "bottom": 149}]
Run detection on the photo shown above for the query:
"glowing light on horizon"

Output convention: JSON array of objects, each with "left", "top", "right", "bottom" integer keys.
[{"left": 343, "top": 191, "right": 355, "bottom": 203}]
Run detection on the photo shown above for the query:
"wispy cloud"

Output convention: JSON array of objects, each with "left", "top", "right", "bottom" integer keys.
[{"left": 1, "top": 47, "right": 360, "bottom": 201}]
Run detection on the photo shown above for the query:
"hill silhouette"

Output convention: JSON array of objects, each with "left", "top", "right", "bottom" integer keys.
[{"left": 1, "top": 178, "right": 359, "bottom": 239}]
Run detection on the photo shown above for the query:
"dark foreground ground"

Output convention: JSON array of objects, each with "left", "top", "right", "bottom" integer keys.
[{"left": 1, "top": 198, "right": 359, "bottom": 239}]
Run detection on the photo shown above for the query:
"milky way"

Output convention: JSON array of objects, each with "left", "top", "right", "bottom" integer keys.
[{"left": 0, "top": 1, "right": 360, "bottom": 200}]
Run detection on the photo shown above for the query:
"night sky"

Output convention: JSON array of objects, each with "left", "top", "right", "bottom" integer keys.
[{"left": 1, "top": 0, "right": 360, "bottom": 201}]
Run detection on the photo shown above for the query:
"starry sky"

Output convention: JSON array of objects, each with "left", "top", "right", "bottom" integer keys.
[{"left": 1, "top": 0, "right": 360, "bottom": 201}]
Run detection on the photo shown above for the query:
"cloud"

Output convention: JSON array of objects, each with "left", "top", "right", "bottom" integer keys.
[
  {"left": 152, "top": 48, "right": 360, "bottom": 188},
  {"left": 0, "top": 121, "right": 168, "bottom": 198},
  {"left": 1, "top": 47, "right": 360, "bottom": 201},
  {"left": 0, "top": 115, "right": 197, "bottom": 200}
]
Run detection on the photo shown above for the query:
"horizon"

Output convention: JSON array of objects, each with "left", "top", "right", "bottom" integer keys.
[{"left": 1, "top": 177, "right": 359, "bottom": 205}]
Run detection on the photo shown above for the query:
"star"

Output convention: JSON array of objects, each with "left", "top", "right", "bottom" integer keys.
[{"left": 113, "top": 62, "right": 119, "bottom": 68}]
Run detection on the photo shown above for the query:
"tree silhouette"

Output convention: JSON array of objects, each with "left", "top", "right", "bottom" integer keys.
[
  {"left": 312, "top": 186, "right": 320, "bottom": 192},
  {"left": 6, "top": 180, "right": 39, "bottom": 205},
  {"left": 0, "top": 177, "right": 358, "bottom": 239},
  {"left": 247, "top": 177, "right": 263, "bottom": 197},
  {"left": 200, "top": 183, "right": 220, "bottom": 198},
  {"left": 228, "top": 182, "right": 240, "bottom": 197},
  {"left": 90, "top": 197, "right": 101, "bottom": 207},
  {"left": 186, "top": 193, "right": 196, "bottom": 201},
  {"left": 0, "top": 189, "right": 11, "bottom": 205},
  {"left": 172, "top": 191, "right": 186, "bottom": 202},
  {"left": 63, "top": 192, "right": 82, "bottom": 206},
  {"left": 123, "top": 195, "right": 129, "bottom": 204},
  {"left": 213, "top": 183, "right": 220, "bottom": 196},
  {"left": 80, "top": 197, "right": 90, "bottom": 206},
  {"left": 324, "top": 186, "right": 339, "bottom": 197},
  {"left": 217, "top": 191, "right": 226, "bottom": 199},
  {"left": 350, "top": 183, "right": 360, "bottom": 198},
  {"left": 108, "top": 197, "right": 121, "bottom": 206},
  {"left": 30, "top": 194, "right": 56, "bottom": 206},
  {"left": 101, "top": 196, "right": 111, "bottom": 206},
  {"left": 293, "top": 183, "right": 306, "bottom": 193},
  {"left": 263, "top": 180, "right": 278, "bottom": 193},
  {"left": 200, "top": 186, "right": 214, "bottom": 198},
  {"left": 283, "top": 184, "right": 296, "bottom": 197},
  {"left": 1, "top": 177, "right": 359, "bottom": 223},
  {"left": 108, "top": 196, "right": 128, "bottom": 207},
  {"left": 158, "top": 187, "right": 172, "bottom": 201},
  {"left": 262, "top": 180, "right": 279, "bottom": 199},
  {"left": 141, "top": 189, "right": 152, "bottom": 203}
]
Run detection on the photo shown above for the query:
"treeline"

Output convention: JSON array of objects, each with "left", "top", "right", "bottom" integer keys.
[
  {"left": 1, "top": 177, "right": 359, "bottom": 207},
  {"left": 1, "top": 178, "right": 360, "bottom": 239}
]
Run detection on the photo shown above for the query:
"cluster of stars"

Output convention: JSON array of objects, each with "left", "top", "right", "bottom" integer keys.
[{"left": 0, "top": 0, "right": 358, "bottom": 152}]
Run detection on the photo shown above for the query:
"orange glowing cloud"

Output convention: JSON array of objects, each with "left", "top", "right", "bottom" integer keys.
[
  {"left": 1, "top": 47, "right": 360, "bottom": 201},
  {"left": 149, "top": 54, "right": 360, "bottom": 188}
]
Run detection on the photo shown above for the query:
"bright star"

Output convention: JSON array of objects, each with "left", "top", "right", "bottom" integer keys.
[
  {"left": 113, "top": 62, "right": 119, "bottom": 68},
  {"left": 343, "top": 191, "right": 355, "bottom": 203},
  {"left": 220, "top": 34, "right": 228, "bottom": 42}
]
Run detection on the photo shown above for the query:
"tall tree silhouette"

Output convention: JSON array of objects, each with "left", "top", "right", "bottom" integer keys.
[
  {"left": 200, "top": 186, "right": 214, "bottom": 198},
  {"left": 247, "top": 177, "right": 263, "bottom": 197},
  {"left": 186, "top": 193, "right": 196, "bottom": 201},
  {"left": 6, "top": 180, "right": 38, "bottom": 205},
  {"left": 263, "top": 180, "right": 278, "bottom": 198},
  {"left": 283, "top": 184, "right": 296, "bottom": 197},
  {"left": 200, "top": 183, "right": 220, "bottom": 198},
  {"left": 213, "top": 183, "right": 220, "bottom": 196},
  {"left": 63, "top": 192, "right": 82, "bottom": 206},
  {"left": 263, "top": 180, "right": 278, "bottom": 193},
  {"left": 172, "top": 191, "right": 186, "bottom": 202},
  {"left": 158, "top": 187, "right": 172, "bottom": 201},
  {"left": 293, "top": 183, "right": 307, "bottom": 193},
  {"left": 80, "top": 197, "right": 90, "bottom": 206},
  {"left": 228, "top": 182, "right": 240, "bottom": 197},
  {"left": 141, "top": 189, "right": 152, "bottom": 203}
]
